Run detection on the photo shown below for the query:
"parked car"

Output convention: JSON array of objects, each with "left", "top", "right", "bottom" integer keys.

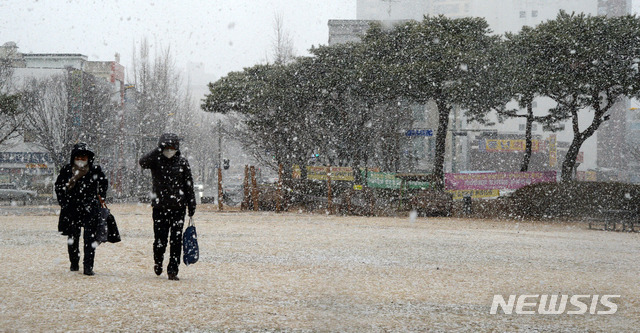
[{"left": 0, "top": 183, "right": 37, "bottom": 201}]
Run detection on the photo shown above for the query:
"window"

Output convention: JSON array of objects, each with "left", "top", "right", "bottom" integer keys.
[
  {"left": 520, "top": 11, "right": 526, "bottom": 18},
  {"left": 531, "top": 10, "right": 538, "bottom": 18}
]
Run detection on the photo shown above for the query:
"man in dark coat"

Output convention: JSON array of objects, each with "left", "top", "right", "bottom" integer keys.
[
  {"left": 139, "top": 133, "right": 196, "bottom": 281},
  {"left": 55, "top": 143, "right": 108, "bottom": 276}
]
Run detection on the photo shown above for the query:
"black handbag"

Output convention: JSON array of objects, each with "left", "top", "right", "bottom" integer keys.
[
  {"left": 183, "top": 217, "right": 199, "bottom": 265},
  {"left": 106, "top": 213, "right": 121, "bottom": 243},
  {"left": 96, "top": 205, "right": 109, "bottom": 243},
  {"left": 57, "top": 207, "right": 71, "bottom": 236},
  {"left": 98, "top": 195, "right": 121, "bottom": 243}
]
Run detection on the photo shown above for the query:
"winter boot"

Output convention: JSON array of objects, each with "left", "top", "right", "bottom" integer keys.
[
  {"left": 168, "top": 273, "right": 179, "bottom": 281},
  {"left": 83, "top": 266, "right": 94, "bottom": 276},
  {"left": 154, "top": 263, "right": 163, "bottom": 276},
  {"left": 70, "top": 262, "right": 79, "bottom": 271}
]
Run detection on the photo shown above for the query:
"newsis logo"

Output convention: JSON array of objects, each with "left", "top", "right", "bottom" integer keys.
[{"left": 490, "top": 294, "right": 620, "bottom": 315}]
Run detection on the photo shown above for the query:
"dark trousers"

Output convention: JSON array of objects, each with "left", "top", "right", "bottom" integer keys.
[
  {"left": 67, "top": 206, "right": 98, "bottom": 270},
  {"left": 153, "top": 207, "right": 186, "bottom": 275}
]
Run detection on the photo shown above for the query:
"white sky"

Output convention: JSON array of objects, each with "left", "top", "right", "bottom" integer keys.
[
  {"left": 3, "top": 0, "right": 639, "bottom": 83},
  {"left": 0, "top": 0, "right": 356, "bottom": 82}
]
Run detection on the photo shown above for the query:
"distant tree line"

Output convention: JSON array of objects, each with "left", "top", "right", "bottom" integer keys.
[{"left": 202, "top": 11, "right": 640, "bottom": 189}]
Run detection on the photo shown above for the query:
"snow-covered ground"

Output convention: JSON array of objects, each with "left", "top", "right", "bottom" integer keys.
[{"left": 0, "top": 203, "right": 638, "bottom": 332}]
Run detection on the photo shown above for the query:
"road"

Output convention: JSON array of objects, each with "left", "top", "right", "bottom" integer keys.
[{"left": 0, "top": 204, "right": 638, "bottom": 331}]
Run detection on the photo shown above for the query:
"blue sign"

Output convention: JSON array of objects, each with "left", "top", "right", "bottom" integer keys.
[{"left": 405, "top": 129, "right": 433, "bottom": 137}]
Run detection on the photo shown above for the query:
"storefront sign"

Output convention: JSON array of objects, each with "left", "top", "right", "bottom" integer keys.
[{"left": 482, "top": 139, "right": 540, "bottom": 152}]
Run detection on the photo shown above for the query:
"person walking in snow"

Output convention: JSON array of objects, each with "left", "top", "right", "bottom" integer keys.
[
  {"left": 139, "top": 133, "right": 196, "bottom": 281},
  {"left": 55, "top": 142, "right": 109, "bottom": 276}
]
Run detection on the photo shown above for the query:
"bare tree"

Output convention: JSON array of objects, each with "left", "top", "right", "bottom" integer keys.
[
  {"left": 77, "top": 71, "right": 119, "bottom": 170},
  {"left": 130, "top": 39, "right": 182, "bottom": 137},
  {"left": 271, "top": 13, "right": 296, "bottom": 65},
  {"left": 127, "top": 38, "right": 206, "bottom": 197},
  {"left": 0, "top": 44, "right": 25, "bottom": 146},
  {"left": 0, "top": 93, "right": 22, "bottom": 146},
  {"left": 168, "top": 84, "right": 196, "bottom": 136},
  {"left": 19, "top": 69, "right": 116, "bottom": 168},
  {"left": 20, "top": 73, "right": 75, "bottom": 167},
  {"left": 183, "top": 111, "right": 219, "bottom": 187},
  {"left": 0, "top": 51, "right": 13, "bottom": 85}
]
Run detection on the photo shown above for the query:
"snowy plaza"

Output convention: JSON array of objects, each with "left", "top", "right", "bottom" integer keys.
[{"left": 1, "top": 204, "right": 638, "bottom": 332}]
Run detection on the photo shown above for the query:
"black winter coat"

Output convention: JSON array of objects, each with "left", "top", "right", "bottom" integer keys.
[
  {"left": 55, "top": 143, "right": 108, "bottom": 235},
  {"left": 139, "top": 143, "right": 196, "bottom": 216}
]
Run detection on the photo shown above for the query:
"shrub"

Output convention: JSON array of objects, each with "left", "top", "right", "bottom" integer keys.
[{"left": 506, "top": 181, "right": 640, "bottom": 219}]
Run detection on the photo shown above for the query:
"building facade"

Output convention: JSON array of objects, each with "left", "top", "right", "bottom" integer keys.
[{"left": 0, "top": 41, "right": 126, "bottom": 193}]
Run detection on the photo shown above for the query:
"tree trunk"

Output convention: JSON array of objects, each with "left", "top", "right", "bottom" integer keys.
[
  {"left": 561, "top": 136, "right": 583, "bottom": 182},
  {"left": 432, "top": 101, "right": 451, "bottom": 191},
  {"left": 520, "top": 102, "right": 534, "bottom": 172},
  {"left": 560, "top": 101, "right": 608, "bottom": 182}
]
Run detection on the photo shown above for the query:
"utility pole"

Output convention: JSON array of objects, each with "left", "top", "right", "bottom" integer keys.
[
  {"left": 451, "top": 106, "right": 457, "bottom": 173},
  {"left": 217, "top": 119, "right": 222, "bottom": 167},
  {"left": 217, "top": 119, "right": 223, "bottom": 207}
]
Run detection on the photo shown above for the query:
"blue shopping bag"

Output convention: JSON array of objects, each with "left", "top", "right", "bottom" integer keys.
[{"left": 183, "top": 217, "right": 199, "bottom": 265}]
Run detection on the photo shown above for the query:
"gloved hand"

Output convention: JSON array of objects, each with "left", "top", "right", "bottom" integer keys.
[{"left": 67, "top": 165, "right": 88, "bottom": 189}]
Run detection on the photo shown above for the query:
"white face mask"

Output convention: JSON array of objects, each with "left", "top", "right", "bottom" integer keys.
[
  {"left": 163, "top": 149, "right": 177, "bottom": 159},
  {"left": 74, "top": 160, "right": 88, "bottom": 168}
]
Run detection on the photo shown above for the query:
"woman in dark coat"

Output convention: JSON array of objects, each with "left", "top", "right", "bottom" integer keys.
[{"left": 55, "top": 143, "right": 108, "bottom": 276}]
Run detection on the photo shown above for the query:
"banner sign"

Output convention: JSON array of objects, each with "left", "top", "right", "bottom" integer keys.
[
  {"left": 292, "top": 165, "right": 301, "bottom": 179},
  {"left": 445, "top": 171, "right": 556, "bottom": 190},
  {"left": 0, "top": 152, "right": 53, "bottom": 164},
  {"left": 307, "top": 166, "right": 354, "bottom": 181},
  {"left": 447, "top": 189, "right": 500, "bottom": 200},
  {"left": 576, "top": 170, "right": 597, "bottom": 181},
  {"left": 366, "top": 171, "right": 401, "bottom": 188},
  {"left": 365, "top": 171, "right": 430, "bottom": 189},
  {"left": 25, "top": 163, "right": 49, "bottom": 169},
  {"left": 481, "top": 139, "right": 540, "bottom": 152}
]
